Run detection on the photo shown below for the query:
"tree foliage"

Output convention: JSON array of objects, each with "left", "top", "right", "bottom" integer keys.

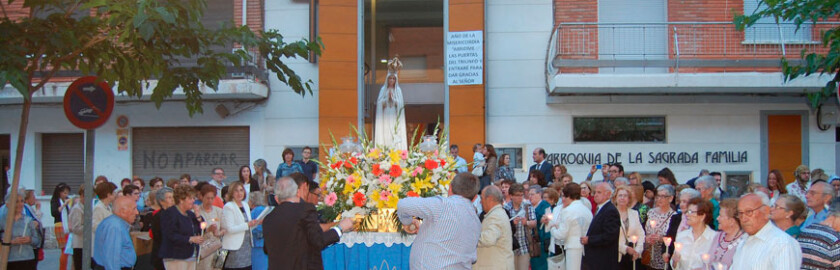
[
  {"left": 0, "top": 0, "right": 322, "bottom": 115},
  {"left": 734, "top": 0, "right": 840, "bottom": 108}
]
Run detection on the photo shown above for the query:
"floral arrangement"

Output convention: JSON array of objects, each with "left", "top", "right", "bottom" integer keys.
[{"left": 318, "top": 128, "right": 458, "bottom": 230}]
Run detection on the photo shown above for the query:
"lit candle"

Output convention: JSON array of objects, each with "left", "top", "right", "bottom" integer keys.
[
  {"left": 663, "top": 236, "right": 672, "bottom": 258},
  {"left": 630, "top": 235, "right": 638, "bottom": 244},
  {"left": 200, "top": 222, "right": 207, "bottom": 236},
  {"left": 714, "top": 262, "right": 725, "bottom": 270},
  {"left": 649, "top": 219, "right": 657, "bottom": 228},
  {"left": 702, "top": 253, "right": 710, "bottom": 264},
  {"left": 674, "top": 242, "right": 682, "bottom": 253}
]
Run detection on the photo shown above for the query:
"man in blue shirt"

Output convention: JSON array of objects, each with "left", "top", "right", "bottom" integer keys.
[
  {"left": 803, "top": 181, "right": 834, "bottom": 228},
  {"left": 298, "top": 146, "right": 319, "bottom": 181},
  {"left": 450, "top": 144, "right": 468, "bottom": 173},
  {"left": 93, "top": 196, "right": 138, "bottom": 270}
]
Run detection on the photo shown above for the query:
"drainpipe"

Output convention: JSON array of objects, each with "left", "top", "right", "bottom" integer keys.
[{"left": 243, "top": 0, "right": 248, "bottom": 28}]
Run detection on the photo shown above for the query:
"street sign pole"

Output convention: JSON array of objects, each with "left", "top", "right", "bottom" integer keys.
[{"left": 82, "top": 129, "right": 94, "bottom": 270}]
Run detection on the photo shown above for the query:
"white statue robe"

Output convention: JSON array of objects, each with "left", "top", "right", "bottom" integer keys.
[{"left": 374, "top": 75, "right": 407, "bottom": 150}]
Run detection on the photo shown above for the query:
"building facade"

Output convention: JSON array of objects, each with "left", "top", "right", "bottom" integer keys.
[{"left": 1, "top": 0, "right": 837, "bottom": 218}]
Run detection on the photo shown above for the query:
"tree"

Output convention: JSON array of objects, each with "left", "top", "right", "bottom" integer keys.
[
  {"left": 734, "top": 0, "right": 840, "bottom": 109},
  {"left": 0, "top": 0, "right": 321, "bottom": 267}
]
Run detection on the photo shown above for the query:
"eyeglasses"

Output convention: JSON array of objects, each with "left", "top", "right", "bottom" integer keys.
[
  {"left": 131, "top": 192, "right": 141, "bottom": 196},
  {"left": 655, "top": 195, "right": 672, "bottom": 199},
  {"left": 213, "top": 172, "right": 225, "bottom": 175},
  {"left": 685, "top": 210, "right": 700, "bottom": 216},
  {"left": 736, "top": 205, "right": 765, "bottom": 218}
]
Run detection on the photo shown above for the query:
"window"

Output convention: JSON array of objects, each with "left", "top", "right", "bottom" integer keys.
[
  {"left": 42, "top": 133, "right": 84, "bottom": 192},
  {"left": 495, "top": 146, "right": 524, "bottom": 170},
  {"left": 724, "top": 171, "right": 753, "bottom": 198},
  {"left": 573, "top": 116, "right": 666, "bottom": 142},
  {"left": 743, "top": 0, "right": 812, "bottom": 44}
]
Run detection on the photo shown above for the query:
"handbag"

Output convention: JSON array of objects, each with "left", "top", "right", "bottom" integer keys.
[
  {"left": 526, "top": 227, "right": 542, "bottom": 258},
  {"left": 200, "top": 237, "right": 222, "bottom": 259},
  {"left": 212, "top": 249, "right": 229, "bottom": 269},
  {"left": 641, "top": 245, "right": 652, "bottom": 265}
]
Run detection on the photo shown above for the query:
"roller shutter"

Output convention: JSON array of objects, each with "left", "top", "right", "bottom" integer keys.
[
  {"left": 132, "top": 127, "right": 250, "bottom": 182},
  {"left": 42, "top": 133, "right": 84, "bottom": 191}
]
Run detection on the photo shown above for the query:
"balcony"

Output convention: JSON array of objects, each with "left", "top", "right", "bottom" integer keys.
[
  {"left": 0, "top": 49, "right": 269, "bottom": 105},
  {"left": 546, "top": 22, "right": 837, "bottom": 103}
]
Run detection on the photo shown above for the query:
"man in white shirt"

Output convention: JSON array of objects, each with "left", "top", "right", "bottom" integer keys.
[
  {"left": 450, "top": 144, "right": 468, "bottom": 173},
  {"left": 730, "top": 193, "right": 801, "bottom": 269}
]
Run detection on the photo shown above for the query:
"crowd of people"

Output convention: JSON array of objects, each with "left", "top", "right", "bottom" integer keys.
[
  {"left": 397, "top": 145, "right": 840, "bottom": 270},
  {"left": 1, "top": 143, "right": 839, "bottom": 270}
]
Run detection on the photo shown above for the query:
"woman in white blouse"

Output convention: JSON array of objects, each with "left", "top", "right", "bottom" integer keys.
[
  {"left": 547, "top": 183, "right": 593, "bottom": 270},
  {"left": 614, "top": 186, "right": 645, "bottom": 270},
  {"left": 664, "top": 198, "right": 717, "bottom": 270},
  {"left": 221, "top": 182, "right": 261, "bottom": 270}
]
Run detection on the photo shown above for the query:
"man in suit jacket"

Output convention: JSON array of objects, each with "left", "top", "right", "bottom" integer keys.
[
  {"left": 581, "top": 181, "right": 621, "bottom": 270},
  {"left": 263, "top": 176, "right": 353, "bottom": 270},
  {"left": 529, "top": 147, "right": 554, "bottom": 184},
  {"left": 475, "top": 185, "right": 514, "bottom": 269}
]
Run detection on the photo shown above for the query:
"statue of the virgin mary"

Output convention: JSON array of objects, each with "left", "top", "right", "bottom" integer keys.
[{"left": 374, "top": 57, "right": 407, "bottom": 150}]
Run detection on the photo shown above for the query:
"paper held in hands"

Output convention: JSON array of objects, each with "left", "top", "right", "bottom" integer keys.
[{"left": 255, "top": 206, "right": 274, "bottom": 221}]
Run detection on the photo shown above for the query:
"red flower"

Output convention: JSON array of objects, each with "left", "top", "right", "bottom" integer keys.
[
  {"left": 406, "top": 191, "right": 419, "bottom": 197},
  {"left": 353, "top": 192, "right": 367, "bottom": 207},
  {"left": 349, "top": 156, "right": 358, "bottom": 165},
  {"left": 330, "top": 162, "right": 342, "bottom": 169},
  {"left": 439, "top": 159, "right": 446, "bottom": 167},
  {"left": 343, "top": 161, "right": 353, "bottom": 169},
  {"left": 424, "top": 159, "right": 438, "bottom": 170},
  {"left": 372, "top": 163, "right": 383, "bottom": 176},
  {"left": 389, "top": 164, "right": 403, "bottom": 178}
]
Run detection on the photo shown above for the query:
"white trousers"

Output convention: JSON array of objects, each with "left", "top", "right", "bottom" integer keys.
[
  {"left": 163, "top": 259, "right": 197, "bottom": 270},
  {"left": 548, "top": 248, "right": 582, "bottom": 270}
]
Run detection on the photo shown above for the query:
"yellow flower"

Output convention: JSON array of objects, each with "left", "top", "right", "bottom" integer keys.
[
  {"left": 387, "top": 183, "right": 403, "bottom": 194},
  {"left": 371, "top": 189, "right": 383, "bottom": 208},
  {"left": 386, "top": 193, "right": 400, "bottom": 208},
  {"left": 388, "top": 149, "right": 401, "bottom": 164},
  {"left": 368, "top": 148, "right": 382, "bottom": 159},
  {"left": 411, "top": 176, "right": 434, "bottom": 193}
]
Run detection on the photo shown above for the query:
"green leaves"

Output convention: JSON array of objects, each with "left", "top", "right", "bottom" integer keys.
[
  {"left": 1, "top": 0, "right": 322, "bottom": 116},
  {"left": 733, "top": 0, "right": 840, "bottom": 109}
]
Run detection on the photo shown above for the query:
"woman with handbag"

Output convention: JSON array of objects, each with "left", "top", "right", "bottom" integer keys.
[
  {"left": 222, "top": 182, "right": 262, "bottom": 270},
  {"left": 160, "top": 185, "right": 204, "bottom": 270},
  {"left": 196, "top": 183, "right": 226, "bottom": 270},
  {"left": 504, "top": 183, "right": 536, "bottom": 270},
  {"left": 614, "top": 186, "right": 645, "bottom": 270},
  {"left": 643, "top": 185, "right": 677, "bottom": 270},
  {"left": 547, "top": 183, "right": 593, "bottom": 270}
]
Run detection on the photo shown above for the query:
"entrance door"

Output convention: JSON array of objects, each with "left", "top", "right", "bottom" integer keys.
[{"left": 767, "top": 115, "right": 804, "bottom": 185}]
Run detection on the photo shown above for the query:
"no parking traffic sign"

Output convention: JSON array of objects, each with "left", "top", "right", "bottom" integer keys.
[{"left": 63, "top": 76, "right": 114, "bottom": 130}]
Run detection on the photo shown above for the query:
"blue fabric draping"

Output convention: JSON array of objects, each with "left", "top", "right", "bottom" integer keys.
[{"left": 322, "top": 243, "right": 412, "bottom": 270}]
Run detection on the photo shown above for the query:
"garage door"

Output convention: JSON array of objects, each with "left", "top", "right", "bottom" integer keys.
[
  {"left": 42, "top": 133, "right": 84, "bottom": 191},
  {"left": 132, "top": 127, "right": 250, "bottom": 182}
]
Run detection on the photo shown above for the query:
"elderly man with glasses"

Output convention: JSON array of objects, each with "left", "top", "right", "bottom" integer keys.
[
  {"left": 730, "top": 193, "right": 801, "bottom": 269},
  {"left": 802, "top": 181, "right": 835, "bottom": 229}
]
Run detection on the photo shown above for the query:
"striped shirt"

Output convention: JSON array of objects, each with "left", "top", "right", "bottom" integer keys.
[
  {"left": 504, "top": 200, "right": 536, "bottom": 255},
  {"left": 798, "top": 223, "right": 840, "bottom": 270},
  {"left": 730, "top": 222, "right": 802, "bottom": 270},
  {"left": 397, "top": 195, "right": 481, "bottom": 269}
]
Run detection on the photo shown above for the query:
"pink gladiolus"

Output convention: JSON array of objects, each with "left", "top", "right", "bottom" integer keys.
[
  {"left": 325, "top": 192, "right": 338, "bottom": 206},
  {"left": 400, "top": 150, "right": 408, "bottom": 159}
]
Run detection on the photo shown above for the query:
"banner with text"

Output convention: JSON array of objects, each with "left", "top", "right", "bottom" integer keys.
[{"left": 446, "top": 31, "right": 483, "bottom": 86}]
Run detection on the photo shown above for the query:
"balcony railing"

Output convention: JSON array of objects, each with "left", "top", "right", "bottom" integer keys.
[{"left": 546, "top": 22, "right": 838, "bottom": 77}]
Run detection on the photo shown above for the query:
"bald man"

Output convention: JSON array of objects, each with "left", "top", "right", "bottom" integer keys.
[
  {"left": 93, "top": 196, "right": 138, "bottom": 270},
  {"left": 730, "top": 193, "right": 801, "bottom": 270}
]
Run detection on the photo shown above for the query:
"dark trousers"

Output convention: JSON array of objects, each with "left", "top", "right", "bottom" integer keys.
[
  {"left": 7, "top": 259, "right": 37, "bottom": 270},
  {"left": 73, "top": 248, "right": 83, "bottom": 270}
]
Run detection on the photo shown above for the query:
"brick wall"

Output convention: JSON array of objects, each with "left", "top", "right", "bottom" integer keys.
[
  {"left": 554, "top": 0, "right": 833, "bottom": 74},
  {"left": 554, "top": 0, "right": 598, "bottom": 73}
]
